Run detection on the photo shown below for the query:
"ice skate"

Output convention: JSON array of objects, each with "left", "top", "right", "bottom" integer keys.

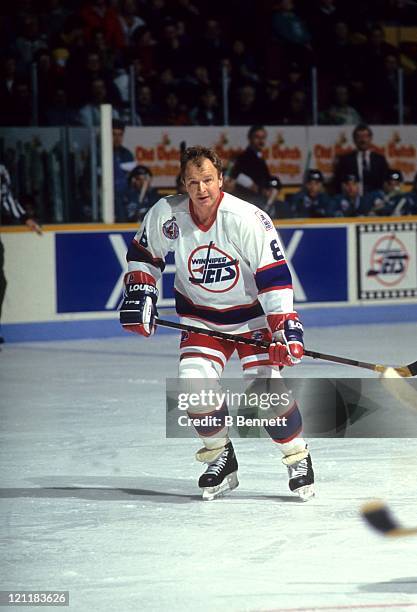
[
  {"left": 284, "top": 448, "right": 315, "bottom": 501},
  {"left": 198, "top": 442, "right": 239, "bottom": 501}
]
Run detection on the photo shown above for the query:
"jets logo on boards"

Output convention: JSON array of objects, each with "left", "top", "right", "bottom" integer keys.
[
  {"left": 367, "top": 233, "right": 409, "bottom": 286},
  {"left": 188, "top": 242, "right": 239, "bottom": 293},
  {"left": 162, "top": 216, "right": 179, "bottom": 240}
]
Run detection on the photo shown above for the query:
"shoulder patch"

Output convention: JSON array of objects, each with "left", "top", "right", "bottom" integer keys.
[
  {"left": 255, "top": 209, "right": 273, "bottom": 231},
  {"left": 162, "top": 216, "right": 179, "bottom": 240}
]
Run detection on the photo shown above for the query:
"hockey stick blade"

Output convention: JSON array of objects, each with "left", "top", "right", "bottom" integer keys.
[
  {"left": 361, "top": 501, "right": 417, "bottom": 537},
  {"left": 155, "top": 318, "right": 417, "bottom": 376},
  {"left": 374, "top": 361, "right": 417, "bottom": 377}
]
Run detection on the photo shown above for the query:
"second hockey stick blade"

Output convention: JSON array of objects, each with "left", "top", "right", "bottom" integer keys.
[{"left": 361, "top": 500, "right": 417, "bottom": 537}]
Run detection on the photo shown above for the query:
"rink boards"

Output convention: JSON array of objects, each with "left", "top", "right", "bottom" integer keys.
[{"left": 1, "top": 216, "right": 417, "bottom": 326}]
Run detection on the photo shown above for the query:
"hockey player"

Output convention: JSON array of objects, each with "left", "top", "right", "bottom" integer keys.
[
  {"left": 289, "top": 169, "right": 331, "bottom": 218},
  {"left": 120, "top": 146, "right": 314, "bottom": 501},
  {"left": 329, "top": 173, "right": 372, "bottom": 217},
  {"left": 368, "top": 169, "right": 415, "bottom": 216}
]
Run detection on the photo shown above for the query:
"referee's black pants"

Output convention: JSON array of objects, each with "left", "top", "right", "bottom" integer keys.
[{"left": 0, "top": 239, "right": 7, "bottom": 321}]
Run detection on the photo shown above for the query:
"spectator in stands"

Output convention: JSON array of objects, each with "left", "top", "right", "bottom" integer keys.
[
  {"left": 90, "top": 29, "right": 116, "bottom": 73},
  {"left": 228, "top": 39, "right": 260, "bottom": 87},
  {"left": 112, "top": 119, "right": 134, "bottom": 222},
  {"left": 44, "top": 87, "right": 77, "bottom": 126},
  {"left": 40, "top": 0, "right": 71, "bottom": 40},
  {"left": 158, "top": 91, "right": 190, "bottom": 126},
  {"left": 181, "top": 64, "right": 212, "bottom": 108},
  {"left": 306, "top": 0, "right": 344, "bottom": 69},
  {"left": 190, "top": 89, "right": 221, "bottom": 125},
  {"left": 229, "top": 84, "right": 260, "bottom": 125},
  {"left": 325, "top": 21, "right": 360, "bottom": 81},
  {"left": 131, "top": 26, "right": 158, "bottom": 80},
  {"left": 123, "top": 165, "right": 159, "bottom": 221},
  {"left": 113, "top": 54, "right": 145, "bottom": 123},
  {"left": 118, "top": 0, "right": 146, "bottom": 47},
  {"left": 271, "top": 0, "right": 312, "bottom": 66},
  {"left": 169, "top": 0, "right": 201, "bottom": 30},
  {"left": 141, "top": 0, "right": 171, "bottom": 34},
  {"left": 320, "top": 83, "right": 362, "bottom": 125},
  {"left": 333, "top": 123, "right": 390, "bottom": 194},
  {"left": 227, "top": 125, "right": 277, "bottom": 211},
  {"left": 77, "top": 78, "right": 120, "bottom": 126},
  {"left": 15, "top": 14, "right": 48, "bottom": 67},
  {"left": 136, "top": 85, "right": 160, "bottom": 125},
  {"left": 0, "top": 55, "right": 21, "bottom": 126},
  {"left": 6, "top": 80, "right": 33, "bottom": 126},
  {"left": 281, "top": 61, "right": 307, "bottom": 101},
  {"left": 76, "top": 50, "right": 121, "bottom": 108},
  {"left": 0, "top": 162, "right": 42, "bottom": 343},
  {"left": 289, "top": 169, "right": 330, "bottom": 218},
  {"left": 157, "top": 18, "right": 191, "bottom": 78},
  {"left": 370, "top": 53, "right": 404, "bottom": 124},
  {"left": 262, "top": 78, "right": 283, "bottom": 125},
  {"left": 360, "top": 25, "right": 398, "bottom": 78},
  {"left": 197, "top": 19, "right": 228, "bottom": 76},
  {"left": 329, "top": 173, "right": 371, "bottom": 217},
  {"left": 281, "top": 89, "right": 310, "bottom": 125},
  {"left": 367, "top": 169, "right": 415, "bottom": 216},
  {"left": 79, "top": 0, "right": 124, "bottom": 49}
]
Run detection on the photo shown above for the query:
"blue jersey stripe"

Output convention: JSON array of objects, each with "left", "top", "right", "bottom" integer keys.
[
  {"left": 255, "top": 263, "right": 292, "bottom": 292},
  {"left": 175, "top": 291, "right": 264, "bottom": 325}
]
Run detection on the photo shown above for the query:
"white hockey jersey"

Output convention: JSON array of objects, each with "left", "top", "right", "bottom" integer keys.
[{"left": 127, "top": 191, "right": 294, "bottom": 334}]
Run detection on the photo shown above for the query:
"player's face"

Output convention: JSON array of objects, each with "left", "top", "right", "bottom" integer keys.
[
  {"left": 306, "top": 180, "right": 322, "bottom": 198},
  {"left": 183, "top": 159, "right": 223, "bottom": 210},
  {"left": 249, "top": 129, "right": 267, "bottom": 152},
  {"left": 385, "top": 179, "right": 401, "bottom": 193},
  {"left": 354, "top": 129, "right": 372, "bottom": 151},
  {"left": 343, "top": 180, "right": 359, "bottom": 198}
]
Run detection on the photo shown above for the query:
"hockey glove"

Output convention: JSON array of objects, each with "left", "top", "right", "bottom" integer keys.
[
  {"left": 120, "top": 271, "right": 158, "bottom": 337},
  {"left": 267, "top": 312, "right": 304, "bottom": 367}
]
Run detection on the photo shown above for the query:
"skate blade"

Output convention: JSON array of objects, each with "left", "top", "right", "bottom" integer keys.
[
  {"left": 294, "top": 484, "right": 315, "bottom": 501},
  {"left": 201, "top": 472, "right": 239, "bottom": 501}
]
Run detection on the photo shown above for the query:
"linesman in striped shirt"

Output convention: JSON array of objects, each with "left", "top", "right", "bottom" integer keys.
[{"left": 1, "top": 163, "right": 42, "bottom": 342}]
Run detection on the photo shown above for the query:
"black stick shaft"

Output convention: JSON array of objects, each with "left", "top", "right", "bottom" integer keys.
[{"left": 155, "top": 317, "right": 380, "bottom": 372}]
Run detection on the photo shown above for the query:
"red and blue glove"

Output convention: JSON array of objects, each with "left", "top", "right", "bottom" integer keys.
[
  {"left": 267, "top": 312, "right": 304, "bottom": 367},
  {"left": 119, "top": 271, "right": 158, "bottom": 337}
]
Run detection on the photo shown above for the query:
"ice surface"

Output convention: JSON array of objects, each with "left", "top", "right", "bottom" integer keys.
[{"left": 1, "top": 323, "right": 417, "bottom": 611}]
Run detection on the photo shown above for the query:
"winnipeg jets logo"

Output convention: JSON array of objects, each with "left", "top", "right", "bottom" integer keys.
[
  {"left": 188, "top": 242, "right": 239, "bottom": 293},
  {"left": 367, "top": 233, "right": 409, "bottom": 286}
]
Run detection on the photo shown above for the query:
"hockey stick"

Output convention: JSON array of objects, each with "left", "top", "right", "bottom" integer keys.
[
  {"left": 155, "top": 317, "right": 417, "bottom": 377},
  {"left": 361, "top": 501, "right": 417, "bottom": 537}
]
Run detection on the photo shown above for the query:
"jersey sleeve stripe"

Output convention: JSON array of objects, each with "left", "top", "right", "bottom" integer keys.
[
  {"left": 255, "top": 264, "right": 292, "bottom": 292},
  {"left": 127, "top": 239, "right": 166, "bottom": 272},
  {"left": 256, "top": 261, "right": 287, "bottom": 273},
  {"left": 258, "top": 284, "right": 293, "bottom": 294}
]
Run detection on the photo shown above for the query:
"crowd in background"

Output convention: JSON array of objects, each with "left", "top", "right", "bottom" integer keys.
[{"left": 1, "top": 0, "right": 417, "bottom": 127}]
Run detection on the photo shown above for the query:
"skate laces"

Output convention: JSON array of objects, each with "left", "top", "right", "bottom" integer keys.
[
  {"left": 205, "top": 448, "right": 228, "bottom": 476},
  {"left": 289, "top": 457, "right": 308, "bottom": 478}
]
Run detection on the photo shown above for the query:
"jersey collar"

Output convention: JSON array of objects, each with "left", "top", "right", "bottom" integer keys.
[{"left": 189, "top": 191, "right": 224, "bottom": 232}]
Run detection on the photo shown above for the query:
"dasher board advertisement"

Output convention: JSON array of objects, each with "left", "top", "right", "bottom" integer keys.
[{"left": 357, "top": 221, "right": 417, "bottom": 300}]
